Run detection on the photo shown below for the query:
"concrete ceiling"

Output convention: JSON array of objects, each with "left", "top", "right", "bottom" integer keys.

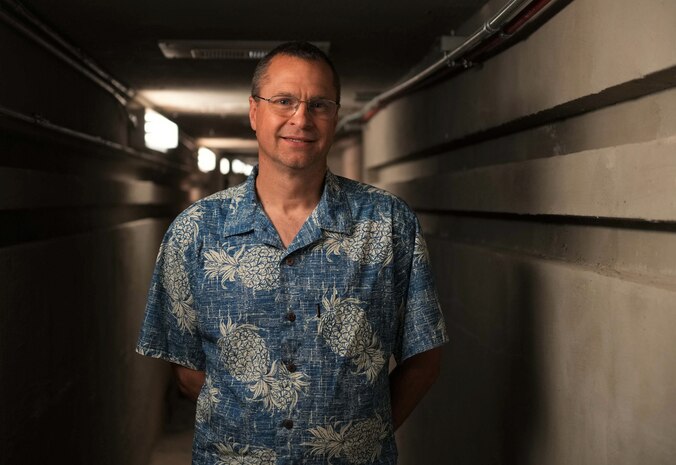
[{"left": 21, "top": 0, "right": 489, "bottom": 146}]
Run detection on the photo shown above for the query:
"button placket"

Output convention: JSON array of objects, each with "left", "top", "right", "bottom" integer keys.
[
  {"left": 279, "top": 253, "right": 301, "bottom": 440},
  {"left": 284, "top": 360, "right": 297, "bottom": 373},
  {"left": 281, "top": 419, "right": 294, "bottom": 429}
]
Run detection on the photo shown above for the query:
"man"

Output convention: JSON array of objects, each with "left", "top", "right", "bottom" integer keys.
[{"left": 137, "top": 41, "right": 448, "bottom": 465}]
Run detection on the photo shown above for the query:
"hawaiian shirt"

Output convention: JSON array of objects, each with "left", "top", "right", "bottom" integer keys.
[{"left": 136, "top": 166, "right": 448, "bottom": 465}]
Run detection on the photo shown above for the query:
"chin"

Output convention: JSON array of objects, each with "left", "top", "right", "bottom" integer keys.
[{"left": 277, "top": 153, "right": 325, "bottom": 171}]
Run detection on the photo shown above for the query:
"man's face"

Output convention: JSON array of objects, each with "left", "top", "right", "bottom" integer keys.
[{"left": 249, "top": 54, "right": 338, "bottom": 172}]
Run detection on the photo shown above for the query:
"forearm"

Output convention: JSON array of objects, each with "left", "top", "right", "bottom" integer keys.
[
  {"left": 172, "top": 364, "right": 206, "bottom": 402},
  {"left": 389, "top": 347, "right": 442, "bottom": 431}
]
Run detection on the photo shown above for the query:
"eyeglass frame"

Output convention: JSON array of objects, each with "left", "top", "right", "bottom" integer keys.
[{"left": 252, "top": 94, "right": 340, "bottom": 119}]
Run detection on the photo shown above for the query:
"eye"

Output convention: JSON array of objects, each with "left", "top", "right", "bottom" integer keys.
[
  {"left": 309, "top": 99, "right": 333, "bottom": 113},
  {"left": 271, "top": 97, "right": 296, "bottom": 107},
  {"left": 310, "top": 100, "right": 328, "bottom": 110}
]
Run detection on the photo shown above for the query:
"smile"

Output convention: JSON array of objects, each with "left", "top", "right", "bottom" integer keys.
[{"left": 282, "top": 137, "right": 316, "bottom": 143}]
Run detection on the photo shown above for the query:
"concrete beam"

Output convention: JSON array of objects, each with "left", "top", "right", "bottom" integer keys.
[
  {"left": 385, "top": 136, "right": 676, "bottom": 222},
  {"left": 0, "top": 167, "right": 185, "bottom": 210},
  {"left": 364, "top": 0, "right": 676, "bottom": 168}
]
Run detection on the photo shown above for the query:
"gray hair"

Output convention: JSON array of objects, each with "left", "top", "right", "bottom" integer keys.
[{"left": 251, "top": 41, "right": 341, "bottom": 104}]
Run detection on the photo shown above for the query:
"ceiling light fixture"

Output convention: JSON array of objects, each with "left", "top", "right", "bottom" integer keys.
[
  {"left": 197, "top": 147, "right": 217, "bottom": 172},
  {"left": 220, "top": 158, "right": 231, "bottom": 175},
  {"left": 144, "top": 109, "right": 179, "bottom": 152},
  {"left": 232, "top": 159, "right": 254, "bottom": 176}
]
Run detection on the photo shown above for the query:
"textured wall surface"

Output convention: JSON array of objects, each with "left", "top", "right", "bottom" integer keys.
[
  {"left": 362, "top": 0, "right": 676, "bottom": 464},
  {"left": 0, "top": 17, "right": 196, "bottom": 465}
]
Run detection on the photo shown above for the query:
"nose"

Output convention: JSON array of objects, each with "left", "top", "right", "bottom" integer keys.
[{"left": 288, "top": 101, "right": 314, "bottom": 127}]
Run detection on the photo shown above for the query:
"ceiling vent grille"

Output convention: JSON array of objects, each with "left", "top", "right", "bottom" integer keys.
[
  {"left": 189, "top": 49, "right": 268, "bottom": 60},
  {"left": 159, "top": 41, "right": 330, "bottom": 60}
]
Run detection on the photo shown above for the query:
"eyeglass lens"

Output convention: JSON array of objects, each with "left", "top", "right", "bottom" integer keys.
[{"left": 261, "top": 96, "right": 338, "bottom": 119}]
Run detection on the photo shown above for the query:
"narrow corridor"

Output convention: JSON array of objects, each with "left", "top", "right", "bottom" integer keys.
[{"left": 2, "top": 0, "right": 676, "bottom": 464}]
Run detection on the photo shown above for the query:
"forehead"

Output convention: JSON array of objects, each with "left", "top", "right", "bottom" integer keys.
[{"left": 259, "top": 55, "right": 336, "bottom": 99}]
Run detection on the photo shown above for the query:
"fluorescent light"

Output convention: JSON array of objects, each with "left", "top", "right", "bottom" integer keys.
[
  {"left": 220, "top": 158, "right": 231, "bottom": 175},
  {"left": 196, "top": 137, "right": 259, "bottom": 151},
  {"left": 232, "top": 159, "right": 253, "bottom": 176},
  {"left": 197, "top": 147, "right": 217, "bottom": 172},
  {"left": 144, "top": 109, "right": 178, "bottom": 152},
  {"left": 139, "top": 89, "right": 251, "bottom": 115}
]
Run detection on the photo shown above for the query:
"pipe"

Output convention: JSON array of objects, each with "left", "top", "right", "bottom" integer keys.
[
  {"left": 337, "top": 0, "right": 555, "bottom": 131},
  {"left": 466, "top": 0, "right": 554, "bottom": 61},
  {"left": 504, "top": 0, "right": 553, "bottom": 34},
  {"left": 0, "top": 104, "right": 192, "bottom": 173},
  {"left": 1, "top": 0, "right": 134, "bottom": 103},
  {"left": 0, "top": 0, "right": 197, "bottom": 151}
]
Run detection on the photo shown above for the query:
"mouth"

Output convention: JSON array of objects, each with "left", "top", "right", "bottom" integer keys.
[{"left": 281, "top": 136, "right": 316, "bottom": 144}]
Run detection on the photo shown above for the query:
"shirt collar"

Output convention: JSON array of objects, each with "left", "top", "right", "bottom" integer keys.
[
  {"left": 312, "top": 169, "right": 352, "bottom": 234},
  {"left": 221, "top": 167, "right": 258, "bottom": 238},
  {"left": 222, "top": 166, "right": 353, "bottom": 239}
]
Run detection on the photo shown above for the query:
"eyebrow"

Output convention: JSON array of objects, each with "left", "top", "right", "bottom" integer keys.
[{"left": 270, "top": 91, "right": 334, "bottom": 101}]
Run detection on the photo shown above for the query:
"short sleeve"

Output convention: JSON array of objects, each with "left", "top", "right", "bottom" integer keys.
[
  {"left": 394, "top": 214, "right": 449, "bottom": 364},
  {"left": 136, "top": 207, "right": 206, "bottom": 370}
]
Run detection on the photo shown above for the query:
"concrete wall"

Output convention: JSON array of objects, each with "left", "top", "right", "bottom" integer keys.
[
  {"left": 361, "top": 0, "right": 676, "bottom": 464},
  {"left": 0, "top": 15, "right": 197, "bottom": 465}
]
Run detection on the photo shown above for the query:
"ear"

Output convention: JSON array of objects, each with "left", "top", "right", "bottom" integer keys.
[{"left": 248, "top": 96, "right": 257, "bottom": 131}]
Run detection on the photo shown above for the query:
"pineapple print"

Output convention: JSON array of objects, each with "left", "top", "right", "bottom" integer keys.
[
  {"left": 319, "top": 290, "right": 385, "bottom": 383},
  {"left": 413, "top": 232, "right": 430, "bottom": 265},
  {"left": 196, "top": 375, "right": 220, "bottom": 424},
  {"left": 204, "top": 182, "right": 247, "bottom": 212},
  {"left": 435, "top": 315, "right": 447, "bottom": 337},
  {"left": 205, "top": 246, "right": 282, "bottom": 291},
  {"left": 172, "top": 205, "right": 202, "bottom": 249},
  {"left": 214, "top": 440, "right": 276, "bottom": 465},
  {"left": 326, "top": 171, "right": 340, "bottom": 194},
  {"left": 435, "top": 305, "right": 448, "bottom": 340},
  {"left": 404, "top": 288, "right": 447, "bottom": 346},
  {"left": 155, "top": 243, "right": 164, "bottom": 264},
  {"left": 365, "top": 185, "right": 398, "bottom": 200},
  {"left": 161, "top": 244, "right": 197, "bottom": 334},
  {"left": 265, "top": 361, "right": 309, "bottom": 412},
  {"left": 218, "top": 318, "right": 271, "bottom": 383},
  {"left": 324, "top": 220, "right": 393, "bottom": 265},
  {"left": 218, "top": 318, "right": 308, "bottom": 412},
  {"left": 304, "top": 414, "right": 390, "bottom": 464}
]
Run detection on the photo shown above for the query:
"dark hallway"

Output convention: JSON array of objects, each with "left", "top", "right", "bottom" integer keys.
[{"left": 2, "top": 0, "right": 676, "bottom": 464}]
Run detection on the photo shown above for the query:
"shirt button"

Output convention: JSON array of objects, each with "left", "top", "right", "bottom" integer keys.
[
  {"left": 285, "top": 257, "right": 295, "bottom": 266},
  {"left": 286, "top": 312, "right": 296, "bottom": 322},
  {"left": 282, "top": 419, "right": 294, "bottom": 429},
  {"left": 285, "top": 361, "right": 297, "bottom": 373}
]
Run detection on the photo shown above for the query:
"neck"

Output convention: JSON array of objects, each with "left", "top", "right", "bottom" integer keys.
[{"left": 255, "top": 160, "right": 326, "bottom": 213}]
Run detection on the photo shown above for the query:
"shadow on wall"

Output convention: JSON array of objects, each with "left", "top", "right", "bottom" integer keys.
[
  {"left": 0, "top": 222, "right": 171, "bottom": 465},
  {"left": 499, "top": 261, "right": 547, "bottom": 464},
  {"left": 396, "top": 241, "right": 547, "bottom": 465}
]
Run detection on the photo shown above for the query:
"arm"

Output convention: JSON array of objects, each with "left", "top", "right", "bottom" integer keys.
[
  {"left": 172, "top": 363, "right": 206, "bottom": 402},
  {"left": 389, "top": 346, "right": 442, "bottom": 431}
]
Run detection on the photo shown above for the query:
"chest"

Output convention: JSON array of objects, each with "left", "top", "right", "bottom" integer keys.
[
  {"left": 192, "top": 229, "right": 399, "bottom": 349},
  {"left": 265, "top": 207, "right": 315, "bottom": 248}
]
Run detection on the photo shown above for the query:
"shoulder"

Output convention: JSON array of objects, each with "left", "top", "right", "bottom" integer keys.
[
  {"left": 180, "top": 180, "right": 249, "bottom": 221},
  {"left": 201, "top": 180, "right": 248, "bottom": 205},
  {"left": 166, "top": 179, "right": 249, "bottom": 242},
  {"left": 331, "top": 174, "right": 406, "bottom": 208},
  {"left": 332, "top": 174, "right": 417, "bottom": 224}
]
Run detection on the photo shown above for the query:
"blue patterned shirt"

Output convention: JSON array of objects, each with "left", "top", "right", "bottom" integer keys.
[{"left": 136, "top": 167, "right": 448, "bottom": 465}]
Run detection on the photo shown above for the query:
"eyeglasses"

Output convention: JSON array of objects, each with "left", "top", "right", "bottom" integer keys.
[{"left": 253, "top": 95, "right": 339, "bottom": 120}]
